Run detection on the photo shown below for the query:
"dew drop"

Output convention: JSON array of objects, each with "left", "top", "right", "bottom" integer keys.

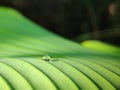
[{"left": 42, "top": 55, "right": 51, "bottom": 61}]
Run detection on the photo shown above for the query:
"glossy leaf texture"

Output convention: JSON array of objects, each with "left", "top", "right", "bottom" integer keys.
[{"left": 0, "top": 7, "right": 120, "bottom": 90}]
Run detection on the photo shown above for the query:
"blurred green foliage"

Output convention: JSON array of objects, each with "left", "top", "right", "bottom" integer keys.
[{"left": 0, "top": 0, "right": 120, "bottom": 45}]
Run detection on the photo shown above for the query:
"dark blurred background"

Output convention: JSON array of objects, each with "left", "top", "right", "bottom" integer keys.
[{"left": 0, "top": 0, "right": 120, "bottom": 46}]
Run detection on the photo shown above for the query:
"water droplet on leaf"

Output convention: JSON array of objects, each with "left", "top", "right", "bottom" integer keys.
[{"left": 42, "top": 55, "right": 51, "bottom": 61}]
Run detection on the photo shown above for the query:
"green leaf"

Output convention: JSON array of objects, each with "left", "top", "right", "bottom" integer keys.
[
  {"left": 82, "top": 40, "right": 120, "bottom": 55},
  {"left": 0, "top": 7, "right": 120, "bottom": 90}
]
